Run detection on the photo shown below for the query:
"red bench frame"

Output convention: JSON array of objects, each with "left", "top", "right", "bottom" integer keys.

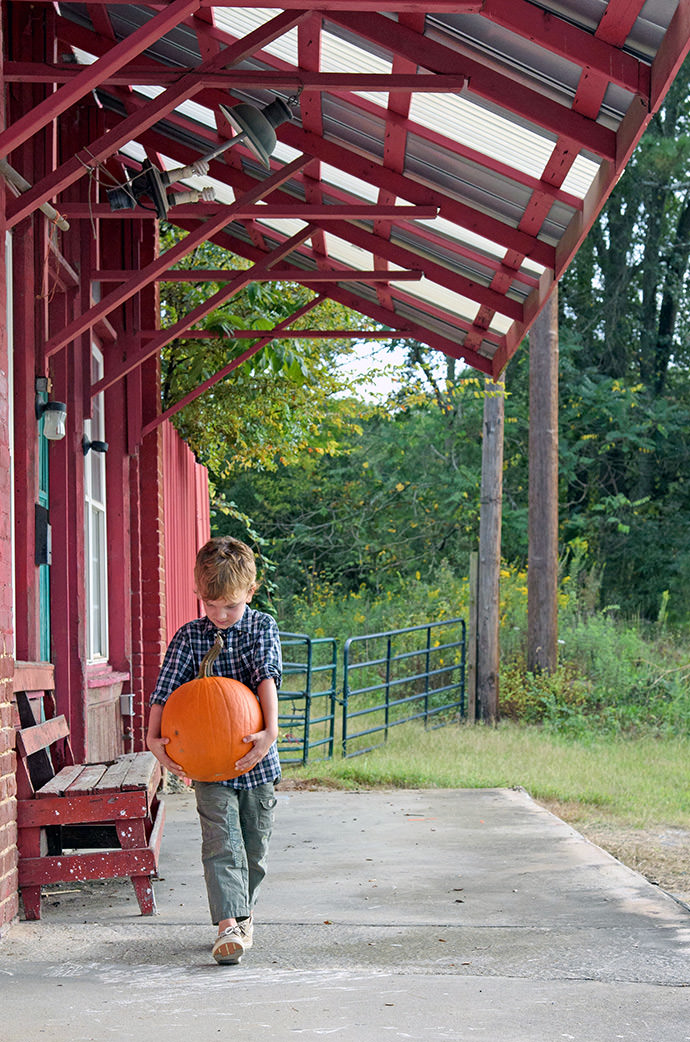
[{"left": 14, "top": 664, "right": 165, "bottom": 920}]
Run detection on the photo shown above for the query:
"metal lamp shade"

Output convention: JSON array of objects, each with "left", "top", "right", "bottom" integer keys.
[{"left": 218, "top": 99, "right": 292, "bottom": 169}]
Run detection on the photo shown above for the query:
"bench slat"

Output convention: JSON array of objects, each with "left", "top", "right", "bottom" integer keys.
[
  {"left": 18, "top": 845, "right": 159, "bottom": 886},
  {"left": 35, "top": 764, "right": 84, "bottom": 798},
  {"left": 93, "top": 758, "right": 135, "bottom": 793},
  {"left": 16, "top": 716, "right": 70, "bottom": 758},
  {"left": 120, "top": 752, "right": 159, "bottom": 790},
  {"left": 64, "top": 764, "right": 109, "bottom": 794}
]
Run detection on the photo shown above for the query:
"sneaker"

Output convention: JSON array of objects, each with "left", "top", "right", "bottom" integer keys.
[
  {"left": 238, "top": 914, "right": 253, "bottom": 949},
  {"left": 212, "top": 925, "right": 245, "bottom": 965}
]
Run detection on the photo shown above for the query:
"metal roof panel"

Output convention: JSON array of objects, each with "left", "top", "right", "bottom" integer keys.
[{"left": 16, "top": 1, "right": 687, "bottom": 375}]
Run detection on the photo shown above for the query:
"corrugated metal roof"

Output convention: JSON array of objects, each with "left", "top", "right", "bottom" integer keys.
[{"left": 8, "top": 1, "right": 690, "bottom": 376}]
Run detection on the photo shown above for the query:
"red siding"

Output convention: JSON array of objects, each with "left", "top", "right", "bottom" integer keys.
[
  {"left": 162, "top": 421, "right": 210, "bottom": 640},
  {"left": 0, "top": 180, "right": 18, "bottom": 934}
]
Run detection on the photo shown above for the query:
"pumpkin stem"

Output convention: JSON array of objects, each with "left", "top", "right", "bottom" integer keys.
[{"left": 197, "top": 631, "right": 225, "bottom": 678}]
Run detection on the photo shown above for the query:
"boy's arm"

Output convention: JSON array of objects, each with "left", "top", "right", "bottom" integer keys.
[
  {"left": 146, "top": 703, "right": 187, "bottom": 778},
  {"left": 235, "top": 677, "right": 279, "bottom": 773}
]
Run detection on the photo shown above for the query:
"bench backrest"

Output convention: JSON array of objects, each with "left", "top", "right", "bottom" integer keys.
[
  {"left": 16, "top": 716, "right": 70, "bottom": 759},
  {"left": 14, "top": 663, "right": 73, "bottom": 797}
]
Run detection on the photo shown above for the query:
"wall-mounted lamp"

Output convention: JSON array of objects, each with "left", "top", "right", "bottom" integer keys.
[
  {"left": 82, "top": 435, "right": 109, "bottom": 455},
  {"left": 36, "top": 399, "right": 67, "bottom": 441},
  {"left": 107, "top": 95, "right": 294, "bottom": 219}
]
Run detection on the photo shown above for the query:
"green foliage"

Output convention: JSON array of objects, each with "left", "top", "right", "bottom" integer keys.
[
  {"left": 215, "top": 379, "right": 491, "bottom": 598},
  {"left": 277, "top": 561, "right": 690, "bottom": 742},
  {"left": 158, "top": 227, "right": 373, "bottom": 478},
  {"left": 277, "top": 559, "right": 468, "bottom": 641}
]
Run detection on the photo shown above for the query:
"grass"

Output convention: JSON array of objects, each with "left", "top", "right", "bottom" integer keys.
[{"left": 283, "top": 720, "right": 690, "bottom": 830}]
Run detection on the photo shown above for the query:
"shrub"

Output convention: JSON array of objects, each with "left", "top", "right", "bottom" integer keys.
[{"left": 276, "top": 560, "right": 690, "bottom": 739}]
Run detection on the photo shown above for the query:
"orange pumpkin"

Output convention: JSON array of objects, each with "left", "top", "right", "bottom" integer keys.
[{"left": 161, "top": 633, "right": 264, "bottom": 782}]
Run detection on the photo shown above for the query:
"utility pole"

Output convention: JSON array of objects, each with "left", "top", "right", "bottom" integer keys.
[
  {"left": 528, "top": 286, "right": 559, "bottom": 673},
  {"left": 476, "top": 375, "right": 504, "bottom": 722}
]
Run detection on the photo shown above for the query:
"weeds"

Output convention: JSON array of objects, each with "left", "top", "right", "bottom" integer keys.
[{"left": 276, "top": 558, "right": 690, "bottom": 739}]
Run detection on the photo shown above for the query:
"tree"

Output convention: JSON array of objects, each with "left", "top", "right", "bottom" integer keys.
[
  {"left": 158, "top": 228, "right": 374, "bottom": 478},
  {"left": 214, "top": 379, "right": 489, "bottom": 600}
]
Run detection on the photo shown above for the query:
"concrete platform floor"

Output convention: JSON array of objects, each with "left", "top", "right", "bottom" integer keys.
[{"left": 1, "top": 787, "right": 688, "bottom": 1042}]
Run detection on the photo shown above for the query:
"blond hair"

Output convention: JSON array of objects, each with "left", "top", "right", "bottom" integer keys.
[{"left": 194, "top": 537, "right": 257, "bottom": 602}]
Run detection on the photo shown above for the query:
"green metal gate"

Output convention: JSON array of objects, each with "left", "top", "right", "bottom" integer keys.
[
  {"left": 341, "top": 618, "right": 466, "bottom": 758},
  {"left": 278, "top": 632, "right": 338, "bottom": 765}
]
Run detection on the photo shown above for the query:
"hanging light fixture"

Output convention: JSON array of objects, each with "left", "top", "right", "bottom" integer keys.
[
  {"left": 107, "top": 96, "right": 294, "bottom": 218},
  {"left": 213, "top": 97, "right": 293, "bottom": 169}
]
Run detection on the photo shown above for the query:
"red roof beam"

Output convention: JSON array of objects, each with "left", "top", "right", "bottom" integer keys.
[
  {"left": 289, "top": 161, "right": 544, "bottom": 289},
  {"left": 329, "top": 11, "right": 617, "bottom": 160},
  {"left": 140, "top": 294, "right": 325, "bottom": 439},
  {"left": 479, "top": 0, "right": 650, "bottom": 97},
  {"left": 58, "top": 203, "right": 438, "bottom": 220},
  {"left": 297, "top": 14, "right": 328, "bottom": 267},
  {"left": 398, "top": 220, "right": 540, "bottom": 291},
  {"left": 91, "top": 224, "right": 316, "bottom": 399},
  {"left": 0, "top": 0, "right": 201, "bottom": 158},
  {"left": 597, "top": 0, "right": 647, "bottom": 46},
  {"left": 44, "top": 153, "right": 311, "bottom": 358},
  {"left": 650, "top": 0, "right": 690, "bottom": 113},
  {"left": 3, "top": 65, "right": 469, "bottom": 93},
  {"left": 492, "top": 0, "right": 690, "bottom": 377},
  {"left": 39, "top": 0, "right": 486, "bottom": 8},
  {"left": 171, "top": 211, "right": 497, "bottom": 370},
  {"left": 148, "top": 329, "right": 406, "bottom": 339},
  {"left": 179, "top": 211, "right": 507, "bottom": 351},
  {"left": 95, "top": 268, "right": 424, "bottom": 282},
  {"left": 312, "top": 279, "right": 496, "bottom": 371},
  {"left": 321, "top": 218, "right": 524, "bottom": 322},
  {"left": 348, "top": 97, "right": 584, "bottom": 212},
  {"left": 280, "top": 125, "right": 556, "bottom": 269},
  {"left": 6, "top": 9, "right": 308, "bottom": 228}
]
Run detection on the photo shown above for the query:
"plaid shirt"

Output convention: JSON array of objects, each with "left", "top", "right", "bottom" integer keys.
[{"left": 150, "top": 608, "right": 282, "bottom": 788}]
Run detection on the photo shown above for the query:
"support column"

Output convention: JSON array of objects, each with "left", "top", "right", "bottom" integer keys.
[
  {"left": 528, "top": 287, "right": 559, "bottom": 674},
  {"left": 476, "top": 376, "right": 504, "bottom": 723},
  {"left": 0, "top": 166, "right": 19, "bottom": 933}
]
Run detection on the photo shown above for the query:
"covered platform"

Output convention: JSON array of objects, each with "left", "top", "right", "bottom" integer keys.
[{"left": 1, "top": 787, "right": 688, "bottom": 1041}]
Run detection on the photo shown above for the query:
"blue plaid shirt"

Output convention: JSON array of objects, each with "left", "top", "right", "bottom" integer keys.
[{"left": 150, "top": 608, "right": 282, "bottom": 788}]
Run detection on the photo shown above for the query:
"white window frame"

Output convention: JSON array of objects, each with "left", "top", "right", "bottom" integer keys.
[{"left": 84, "top": 343, "right": 109, "bottom": 662}]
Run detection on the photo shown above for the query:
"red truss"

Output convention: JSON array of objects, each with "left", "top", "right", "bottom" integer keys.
[{"left": 3, "top": 0, "right": 690, "bottom": 381}]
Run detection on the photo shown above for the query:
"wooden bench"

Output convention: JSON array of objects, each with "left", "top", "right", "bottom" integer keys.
[{"left": 14, "top": 665, "right": 165, "bottom": 920}]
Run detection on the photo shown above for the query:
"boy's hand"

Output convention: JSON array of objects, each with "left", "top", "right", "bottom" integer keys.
[
  {"left": 147, "top": 734, "right": 187, "bottom": 779},
  {"left": 235, "top": 729, "right": 276, "bottom": 773}
]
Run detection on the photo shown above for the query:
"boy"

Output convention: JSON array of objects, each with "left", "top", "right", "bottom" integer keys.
[{"left": 147, "top": 536, "right": 281, "bottom": 965}]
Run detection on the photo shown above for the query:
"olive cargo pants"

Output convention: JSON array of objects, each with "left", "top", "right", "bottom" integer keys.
[{"left": 193, "top": 781, "right": 277, "bottom": 924}]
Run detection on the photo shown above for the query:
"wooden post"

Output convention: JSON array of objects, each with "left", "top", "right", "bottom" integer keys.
[
  {"left": 467, "top": 550, "right": 478, "bottom": 722},
  {"left": 528, "top": 286, "right": 559, "bottom": 673},
  {"left": 476, "top": 377, "right": 504, "bottom": 723}
]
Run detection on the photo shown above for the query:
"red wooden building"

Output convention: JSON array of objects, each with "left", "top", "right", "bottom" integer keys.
[{"left": 1, "top": 0, "right": 689, "bottom": 933}]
